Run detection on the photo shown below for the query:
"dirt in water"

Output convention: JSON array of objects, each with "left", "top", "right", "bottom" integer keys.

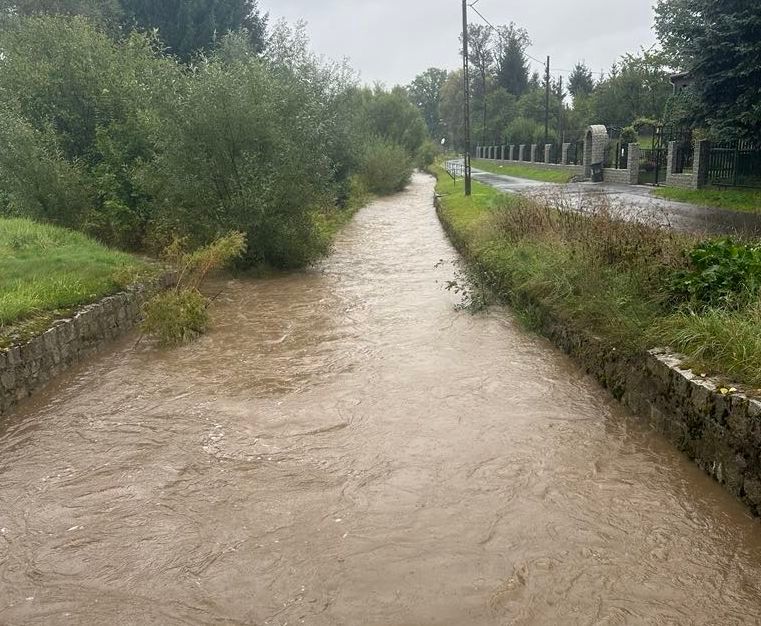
[{"left": 1, "top": 173, "right": 760, "bottom": 625}]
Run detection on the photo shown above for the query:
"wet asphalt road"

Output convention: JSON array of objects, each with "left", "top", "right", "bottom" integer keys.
[{"left": 470, "top": 167, "right": 761, "bottom": 237}]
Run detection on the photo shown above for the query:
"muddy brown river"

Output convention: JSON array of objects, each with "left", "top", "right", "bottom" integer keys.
[{"left": 1, "top": 173, "right": 761, "bottom": 624}]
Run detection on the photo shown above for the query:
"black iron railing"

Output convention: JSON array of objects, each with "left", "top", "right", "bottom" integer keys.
[{"left": 709, "top": 140, "right": 761, "bottom": 188}]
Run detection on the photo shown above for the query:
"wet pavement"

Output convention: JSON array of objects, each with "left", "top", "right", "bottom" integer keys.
[
  {"left": 1, "top": 173, "right": 761, "bottom": 624},
  {"left": 471, "top": 167, "right": 761, "bottom": 236}
]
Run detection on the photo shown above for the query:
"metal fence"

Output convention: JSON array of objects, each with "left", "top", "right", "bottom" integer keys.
[
  {"left": 567, "top": 140, "right": 583, "bottom": 166},
  {"left": 708, "top": 140, "right": 761, "bottom": 188},
  {"left": 639, "top": 148, "right": 667, "bottom": 186},
  {"left": 444, "top": 159, "right": 464, "bottom": 182},
  {"left": 604, "top": 141, "right": 629, "bottom": 170},
  {"left": 672, "top": 132, "right": 694, "bottom": 174}
]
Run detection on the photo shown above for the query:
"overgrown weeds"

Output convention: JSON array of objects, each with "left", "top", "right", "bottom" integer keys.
[
  {"left": 140, "top": 232, "right": 246, "bottom": 346},
  {"left": 434, "top": 164, "right": 761, "bottom": 388}
]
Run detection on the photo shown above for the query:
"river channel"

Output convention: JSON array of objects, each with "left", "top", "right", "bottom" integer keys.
[{"left": 1, "top": 173, "right": 761, "bottom": 624}]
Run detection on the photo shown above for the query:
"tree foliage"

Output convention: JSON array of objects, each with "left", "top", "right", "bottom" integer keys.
[
  {"left": 496, "top": 23, "right": 530, "bottom": 97},
  {"left": 568, "top": 62, "right": 594, "bottom": 99},
  {"left": 120, "top": 0, "right": 266, "bottom": 59},
  {"left": 590, "top": 49, "right": 672, "bottom": 128},
  {"left": 407, "top": 67, "right": 448, "bottom": 139},
  {"left": 0, "top": 0, "right": 267, "bottom": 58},
  {"left": 0, "top": 15, "right": 426, "bottom": 268},
  {"left": 655, "top": 0, "right": 761, "bottom": 139}
]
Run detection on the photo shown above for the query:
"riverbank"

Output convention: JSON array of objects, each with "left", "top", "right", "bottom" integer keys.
[
  {"left": 432, "top": 165, "right": 761, "bottom": 513},
  {"left": 433, "top": 165, "right": 761, "bottom": 388}
]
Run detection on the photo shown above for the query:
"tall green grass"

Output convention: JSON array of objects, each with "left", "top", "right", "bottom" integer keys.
[{"left": 433, "top": 164, "right": 761, "bottom": 388}]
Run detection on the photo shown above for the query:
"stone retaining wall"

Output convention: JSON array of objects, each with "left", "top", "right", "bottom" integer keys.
[
  {"left": 0, "top": 273, "right": 175, "bottom": 417},
  {"left": 434, "top": 191, "right": 761, "bottom": 515}
]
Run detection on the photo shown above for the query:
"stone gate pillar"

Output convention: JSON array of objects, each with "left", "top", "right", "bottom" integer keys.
[
  {"left": 544, "top": 144, "right": 552, "bottom": 164},
  {"left": 627, "top": 143, "right": 641, "bottom": 185},
  {"left": 561, "top": 143, "right": 571, "bottom": 165},
  {"left": 583, "top": 125, "right": 609, "bottom": 178},
  {"left": 530, "top": 144, "right": 538, "bottom": 162},
  {"left": 518, "top": 145, "right": 525, "bottom": 161}
]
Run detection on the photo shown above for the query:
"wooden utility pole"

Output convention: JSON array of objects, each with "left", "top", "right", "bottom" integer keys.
[
  {"left": 461, "top": 0, "right": 472, "bottom": 196},
  {"left": 558, "top": 75, "right": 564, "bottom": 144},
  {"left": 544, "top": 55, "right": 551, "bottom": 144}
]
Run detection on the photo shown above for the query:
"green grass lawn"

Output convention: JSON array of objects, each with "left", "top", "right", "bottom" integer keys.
[
  {"left": 652, "top": 186, "right": 761, "bottom": 214},
  {"left": 0, "top": 218, "right": 154, "bottom": 346},
  {"left": 432, "top": 163, "right": 761, "bottom": 390},
  {"left": 471, "top": 159, "right": 574, "bottom": 184}
]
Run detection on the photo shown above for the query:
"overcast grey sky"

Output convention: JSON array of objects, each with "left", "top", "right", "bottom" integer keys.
[{"left": 261, "top": 0, "right": 658, "bottom": 86}]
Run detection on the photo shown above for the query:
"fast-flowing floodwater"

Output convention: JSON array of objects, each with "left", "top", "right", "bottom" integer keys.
[{"left": 1, "top": 173, "right": 761, "bottom": 625}]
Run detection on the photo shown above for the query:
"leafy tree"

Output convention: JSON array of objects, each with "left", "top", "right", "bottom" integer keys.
[
  {"left": 496, "top": 23, "right": 530, "bottom": 97},
  {"left": 0, "top": 0, "right": 123, "bottom": 25},
  {"left": 407, "top": 67, "right": 448, "bottom": 139},
  {"left": 439, "top": 69, "right": 465, "bottom": 150},
  {"left": 568, "top": 62, "right": 595, "bottom": 99},
  {"left": 0, "top": 0, "right": 268, "bottom": 58},
  {"left": 505, "top": 116, "right": 544, "bottom": 146},
  {"left": 655, "top": 0, "right": 761, "bottom": 139},
  {"left": 461, "top": 24, "right": 495, "bottom": 145},
  {"left": 0, "top": 16, "right": 174, "bottom": 247},
  {"left": 360, "top": 87, "right": 427, "bottom": 157},
  {"left": 591, "top": 49, "right": 671, "bottom": 127},
  {"left": 120, "top": 0, "right": 266, "bottom": 59}
]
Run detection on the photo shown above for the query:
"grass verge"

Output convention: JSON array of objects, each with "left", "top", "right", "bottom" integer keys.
[
  {"left": 0, "top": 218, "right": 155, "bottom": 348},
  {"left": 652, "top": 186, "right": 761, "bottom": 214},
  {"left": 432, "top": 163, "right": 761, "bottom": 390},
  {"left": 471, "top": 159, "right": 575, "bottom": 184}
]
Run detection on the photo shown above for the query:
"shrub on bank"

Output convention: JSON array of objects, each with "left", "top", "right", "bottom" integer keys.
[
  {"left": 140, "top": 232, "right": 246, "bottom": 346},
  {"left": 359, "top": 138, "right": 413, "bottom": 195}
]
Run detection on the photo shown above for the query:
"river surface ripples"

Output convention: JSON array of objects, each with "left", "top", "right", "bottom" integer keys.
[{"left": 1, "top": 173, "right": 761, "bottom": 625}]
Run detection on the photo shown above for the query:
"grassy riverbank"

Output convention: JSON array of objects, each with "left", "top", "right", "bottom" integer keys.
[
  {"left": 471, "top": 159, "right": 575, "bottom": 183},
  {"left": 433, "top": 164, "right": 761, "bottom": 389},
  {"left": 0, "top": 218, "right": 154, "bottom": 347},
  {"left": 652, "top": 187, "right": 761, "bottom": 214}
]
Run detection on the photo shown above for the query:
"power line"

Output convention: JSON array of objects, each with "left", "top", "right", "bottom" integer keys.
[{"left": 466, "top": 3, "right": 608, "bottom": 80}]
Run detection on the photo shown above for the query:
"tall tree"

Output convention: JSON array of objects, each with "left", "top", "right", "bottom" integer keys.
[
  {"left": 438, "top": 69, "right": 465, "bottom": 150},
  {"left": 460, "top": 24, "right": 494, "bottom": 145},
  {"left": 568, "top": 62, "right": 594, "bottom": 98},
  {"left": 0, "top": 0, "right": 268, "bottom": 58},
  {"left": 407, "top": 67, "right": 448, "bottom": 139},
  {"left": 591, "top": 49, "right": 671, "bottom": 127},
  {"left": 119, "top": 0, "right": 267, "bottom": 59},
  {"left": 0, "top": 0, "right": 123, "bottom": 25},
  {"left": 655, "top": 0, "right": 761, "bottom": 139},
  {"left": 496, "top": 24, "right": 530, "bottom": 97}
]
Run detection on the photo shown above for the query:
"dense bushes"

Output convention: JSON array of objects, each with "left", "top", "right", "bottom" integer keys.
[
  {"left": 359, "top": 138, "right": 413, "bottom": 195},
  {"left": 0, "top": 15, "right": 427, "bottom": 268}
]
